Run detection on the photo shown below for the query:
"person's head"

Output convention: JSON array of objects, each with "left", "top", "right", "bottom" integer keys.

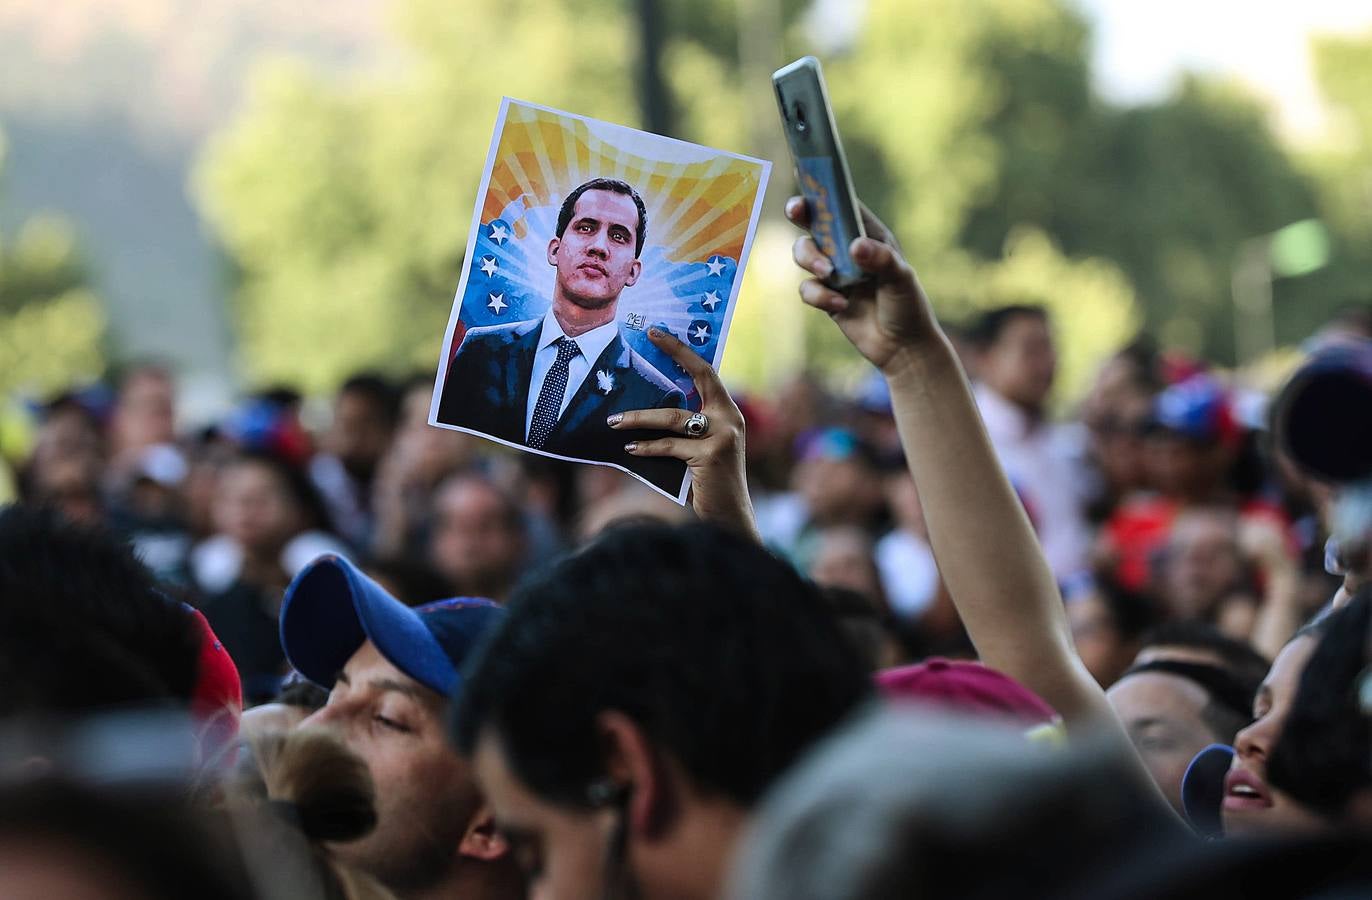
[
  {"left": 212, "top": 452, "right": 330, "bottom": 562},
  {"left": 1133, "top": 620, "right": 1272, "bottom": 690},
  {"left": 23, "top": 395, "right": 106, "bottom": 523},
  {"left": 0, "top": 778, "right": 251, "bottom": 900},
  {"left": 549, "top": 178, "right": 646, "bottom": 312},
  {"left": 328, "top": 374, "right": 400, "bottom": 482},
  {"left": 1083, "top": 345, "right": 1158, "bottom": 498},
  {"left": 1145, "top": 374, "right": 1240, "bottom": 502},
  {"left": 0, "top": 504, "right": 200, "bottom": 717},
  {"left": 226, "top": 727, "right": 398, "bottom": 900},
  {"left": 1067, "top": 582, "right": 1160, "bottom": 688},
  {"left": 1222, "top": 626, "right": 1330, "bottom": 837},
  {"left": 428, "top": 474, "right": 528, "bottom": 601},
  {"left": 728, "top": 711, "right": 1174, "bottom": 900},
  {"left": 1267, "top": 591, "right": 1372, "bottom": 829},
  {"left": 968, "top": 305, "right": 1056, "bottom": 412},
  {"left": 793, "top": 429, "right": 883, "bottom": 527},
  {"left": 1107, "top": 660, "right": 1255, "bottom": 815},
  {"left": 809, "top": 527, "right": 886, "bottom": 606},
  {"left": 820, "top": 586, "right": 906, "bottom": 672},
  {"left": 280, "top": 555, "right": 514, "bottom": 896},
  {"left": 1159, "top": 508, "right": 1246, "bottom": 622},
  {"left": 452, "top": 522, "right": 871, "bottom": 900},
  {"left": 111, "top": 363, "right": 177, "bottom": 457}
]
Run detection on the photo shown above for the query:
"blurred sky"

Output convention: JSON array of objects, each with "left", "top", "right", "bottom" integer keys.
[{"left": 1077, "top": 0, "right": 1372, "bottom": 140}]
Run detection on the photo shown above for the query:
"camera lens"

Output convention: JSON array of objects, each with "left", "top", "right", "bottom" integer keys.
[{"left": 794, "top": 103, "right": 808, "bottom": 132}]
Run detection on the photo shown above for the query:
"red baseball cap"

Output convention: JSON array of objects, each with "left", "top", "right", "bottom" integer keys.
[
  {"left": 185, "top": 606, "right": 242, "bottom": 764},
  {"left": 875, "top": 659, "right": 1058, "bottom": 728}
]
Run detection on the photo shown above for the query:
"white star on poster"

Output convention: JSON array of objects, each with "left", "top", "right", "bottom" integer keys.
[
  {"left": 487, "top": 292, "right": 507, "bottom": 314},
  {"left": 692, "top": 324, "right": 711, "bottom": 343},
  {"left": 701, "top": 290, "right": 722, "bottom": 311},
  {"left": 489, "top": 223, "right": 509, "bottom": 245},
  {"left": 706, "top": 257, "right": 726, "bottom": 277},
  {"left": 479, "top": 257, "right": 499, "bottom": 277}
]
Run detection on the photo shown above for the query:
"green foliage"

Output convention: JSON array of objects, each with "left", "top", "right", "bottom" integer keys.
[
  {"left": 197, "top": 0, "right": 1367, "bottom": 398},
  {"left": 0, "top": 132, "right": 106, "bottom": 398}
]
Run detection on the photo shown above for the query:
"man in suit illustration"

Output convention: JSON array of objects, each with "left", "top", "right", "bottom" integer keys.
[{"left": 437, "top": 178, "right": 688, "bottom": 493}]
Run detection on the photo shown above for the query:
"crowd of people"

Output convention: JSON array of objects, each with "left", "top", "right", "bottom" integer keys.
[{"left": 1, "top": 189, "right": 1370, "bottom": 900}]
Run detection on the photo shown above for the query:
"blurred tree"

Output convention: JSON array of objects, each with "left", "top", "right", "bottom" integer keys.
[
  {"left": 0, "top": 130, "right": 106, "bottom": 398},
  {"left": 1300, "top": 30, "right": 1372, "bottom": 329},
  {"left": 197, "top": 0, "right": 639, "bottom": 395},
  {"left": 198, "top": 0, "right": 1362, "bottom": 396}
]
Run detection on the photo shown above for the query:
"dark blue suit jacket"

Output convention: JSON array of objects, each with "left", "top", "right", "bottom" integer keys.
[{"left": 437, "top": 318, "right": 689, "bottom": 494}]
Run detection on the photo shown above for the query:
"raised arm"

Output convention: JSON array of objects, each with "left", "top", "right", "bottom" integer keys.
[{"left": 784, "top": 197, "right": 1110, "bottom": 730}]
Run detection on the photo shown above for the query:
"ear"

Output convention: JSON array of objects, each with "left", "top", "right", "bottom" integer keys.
[
  {"left": 597, "top": 710, "right": 674, "bottom": 840},
  {"left": 624, "top": 259, "right": 642, "bottom": 288},
  {"left": 547, "top": 237, "right": 561, "bottom": 267},
  {"left": 458, "top": 802, "right": 510, "bottom": 862}
]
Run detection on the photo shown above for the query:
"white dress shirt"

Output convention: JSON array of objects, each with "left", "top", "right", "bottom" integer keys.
[
  {"left": 974, "top": 383, "right": 1091, "bottom": 584},
  {"left": 525, "top": 312, "right": 620, "bottom": 441}
]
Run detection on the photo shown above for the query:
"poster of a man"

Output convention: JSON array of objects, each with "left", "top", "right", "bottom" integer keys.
[{"left": 430, "top": 99, "right": 770, "bottom": 502}]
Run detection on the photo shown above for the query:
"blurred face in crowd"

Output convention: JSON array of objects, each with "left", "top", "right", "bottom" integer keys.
[
  {"left": 327, "top": 388, "right": 394, "bottom": 481},
  {"left": 27, "top": 406, "right": 105, "bottom": 522},
  {"left": 113, "top": 369, "right": 176, "bottom": 454},
  {"left": 212, "top": 459, "right": 303, "bottom": 559},
  {"left": 1108, "top": 672, "right": 1220, "bottom": 814},
  {"left": 810, "top": 528, "right": 885, "bottom": 603},
  {"left": 1162, "top": 511, "right": 1244, "bottom": 621},
  {"left": 1223, "top": 635, "right": 1327, "bottom": 837},
  {"left": 429, "top": 476, "right": 527, "bottom": 600},
  {"left": 1068, "top": 593, "right": 1137, "bottom": 689},
  {"left": 1086, "top": 391, "right": 1154, "bottom": 495},
  {"left": 978, "top": 313, "right": 1057, "bottom": 412},
  {"left": 1147, "top": 432, "right": 1228, "bottom": 501},
  {"left": 303, "top": 642, "right": 487, "bottom": 892},
  {"left": 549, "top": 189, "right": 642, "bottom": 311},
  {"left": 796, "top": 455, "right": 881, "bottom": 527}
]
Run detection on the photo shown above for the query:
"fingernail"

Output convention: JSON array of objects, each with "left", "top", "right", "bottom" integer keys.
[
  {"left": 648, "top": 327, "right": 663, "bottom": 339},
  {"left": 624, "top": 442, "right": 638, "bottom": 452},
  {"left": 607, "top": 413, "right": 623, "bottom": 427},
  {"left": 816, "top": 258, "right": 834, "bottom": 277}
]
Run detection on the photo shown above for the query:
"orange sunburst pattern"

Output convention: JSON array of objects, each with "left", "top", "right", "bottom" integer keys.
[{"left": 481, "top": 102, "right": 765, "bottom": 265}]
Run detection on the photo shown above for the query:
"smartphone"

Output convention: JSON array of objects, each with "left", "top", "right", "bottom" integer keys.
[{"left": 773, "top": 56, "right": 867, "bottom": 289}]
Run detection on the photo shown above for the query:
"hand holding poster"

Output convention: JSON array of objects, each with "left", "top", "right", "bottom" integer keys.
[{"left": 429, "top": 99, "right": 770, "bottom": 503}]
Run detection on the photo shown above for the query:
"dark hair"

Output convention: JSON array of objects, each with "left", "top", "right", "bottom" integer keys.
[
  {"left": 555, "top": 178, "right": 647, "bottom": 257},
  {"left": 965, "top": 305, "right": 1048, "bottom": 351},
  {"left": 1266, "top": 591, "right": 1371, "bottom": 817},
  {"left": 339, "top": 372, "right": 401, "bottom": 428},
  {"left": 1138, "top": 620, "right": 1271, "bottom": 693},
  {"left": 453, "top": 523, "right": 871, "bottom": 808},
  {"left": 0, "top": 778, "right": 252, "bottom": 900},
  {"left": 227, "top": 450, "right": 337, "bottom": 537},
  {"left": 0, "top": 504, "right": 200, "bottom": 715},
  {"left": 1120, "top": 659, "right": 1255, "bottom": 743}
]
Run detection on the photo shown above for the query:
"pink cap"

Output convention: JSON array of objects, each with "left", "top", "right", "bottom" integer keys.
[{"left": 875, "top": 658, "right": 1058, "bottom": 727}]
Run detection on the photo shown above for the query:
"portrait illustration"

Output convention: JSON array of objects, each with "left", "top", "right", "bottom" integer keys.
[{"left": 429, "top": 99, "right": 769, "bottom": 502}]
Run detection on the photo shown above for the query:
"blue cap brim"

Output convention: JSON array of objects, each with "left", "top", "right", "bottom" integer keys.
[
  {"left": 280, "top": 555, "right": 460, "bottom": 696},
  {"left": 1182, "top": 743, "right": 1234, "bottom": 839}
]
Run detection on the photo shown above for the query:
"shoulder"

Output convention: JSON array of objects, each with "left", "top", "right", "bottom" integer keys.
[{"left": 455, "top": 319, "right": 540, "bottom": 353}]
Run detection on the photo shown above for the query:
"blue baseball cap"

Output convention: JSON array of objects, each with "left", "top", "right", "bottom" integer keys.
[{"left": 279, "top": 554, "right": 504, "bottom": 697}]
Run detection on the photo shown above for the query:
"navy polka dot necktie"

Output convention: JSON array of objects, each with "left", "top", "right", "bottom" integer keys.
[{"left": 527, "top": 336, "right": 580, "bottom": 449}]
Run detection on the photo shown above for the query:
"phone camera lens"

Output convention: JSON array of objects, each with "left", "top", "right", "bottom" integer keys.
[{"left": 794, "top": 103, "right": 807, "bottom": 132}]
